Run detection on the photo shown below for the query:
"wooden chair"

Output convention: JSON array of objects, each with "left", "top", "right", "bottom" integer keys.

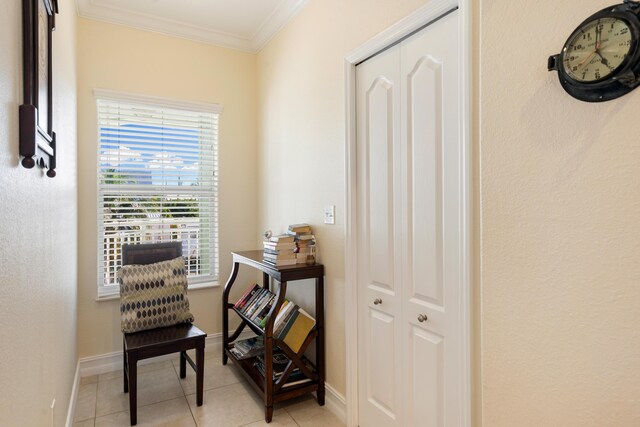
[{"left": 120, "top": 242, "right": 206, "bottom": 426}]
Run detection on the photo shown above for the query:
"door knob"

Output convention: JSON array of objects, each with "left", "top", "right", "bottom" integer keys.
[
  {"left": 373, "top": 298, "right": 382, "bottom": 305},
  {"left": 417, "top": 314, "right": 428, "bottom": 323}
]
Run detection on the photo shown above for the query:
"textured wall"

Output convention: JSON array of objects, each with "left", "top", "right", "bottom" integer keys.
[
  {"left": 256, "top": 0, "right": 431, "bottom": 398},
  {"left": 480, "top": 0, "right": 640, "bottom": 425},
  {"left": 0, "top": 0, "right": 78, "bottom": 425},
  {"left": 76, "top": 19, "right": 260, "bottom": 358}
]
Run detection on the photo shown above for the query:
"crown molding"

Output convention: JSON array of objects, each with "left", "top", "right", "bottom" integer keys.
[
  {"left": 251, "top": 0, "right": 308, "bottom": 52},
  {"left": 76, "top": 0, "right": 308, "bottom": 53}
]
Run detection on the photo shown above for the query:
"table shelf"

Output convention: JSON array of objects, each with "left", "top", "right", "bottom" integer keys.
[{"left": 222, "top": 250, "right": 325, "bottom": 423}]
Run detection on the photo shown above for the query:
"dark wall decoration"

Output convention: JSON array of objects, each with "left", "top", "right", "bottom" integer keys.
[{"left": 20, "top": 0, "right": 59, "bottom": 178}]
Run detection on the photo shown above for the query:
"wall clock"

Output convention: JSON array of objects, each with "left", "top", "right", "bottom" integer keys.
[{"left": 548, "top": 0, "right": 640, "bottom": 102}]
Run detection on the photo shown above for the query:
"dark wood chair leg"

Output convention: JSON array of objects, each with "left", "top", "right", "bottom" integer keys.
[
  {"left": 180, "top": 351, "right": 187, "bottom": 378},
  {"left": 265, "top": 405, "right": 273, "bottom": 423},
  {"left": 196, "top": 343, "right": 204, "bottom": 406},
  {"left": 128, "top": 355, "right": 138, "bottom": 426},
  {"left": 123, "top": 340, "right": 128, "bottom": 393}
]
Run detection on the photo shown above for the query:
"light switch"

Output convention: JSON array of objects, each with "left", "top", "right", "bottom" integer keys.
[{"left": 324, "top": 205, "right": 335, "bottom": 224}]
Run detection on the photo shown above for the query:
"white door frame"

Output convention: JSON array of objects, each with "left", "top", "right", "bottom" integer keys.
[{"left": 343, "top": 1, "right": 472, "bottom": 426}]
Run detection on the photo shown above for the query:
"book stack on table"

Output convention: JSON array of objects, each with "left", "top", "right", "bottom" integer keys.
[
  {"left": 263, "top": 234, "right": 297, "bottom": 267},
  {"left": 286, "top": 223, "right": 316, "bottom": 264}
]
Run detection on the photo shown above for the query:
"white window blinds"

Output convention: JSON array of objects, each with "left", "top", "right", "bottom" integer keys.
[{"left": 96, "top": 91, "right": 221, "bottom": 295}]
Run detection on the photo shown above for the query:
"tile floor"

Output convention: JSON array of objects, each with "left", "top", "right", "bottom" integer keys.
[{"left": 73, "top": 350, "right": 345, "bottom": 427}]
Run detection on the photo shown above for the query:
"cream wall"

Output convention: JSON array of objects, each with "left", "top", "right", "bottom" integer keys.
[
  {"left": 69, "top": 0, "right": 640, "bottom": 424},
  {"left": 480, "top": 0, "right": 640, "bottom": 425},
  {"left": 0, "top": 0, "right": 78, "bottom": 425},
  {"left": 77, "top": 19, "right": 259, "bottom": 357},
  {"left": 259, "top": 0, "right": 640, "bottom": 425},
  {"left": 256, "top": 0, "right": 432, "bottom": 399}
]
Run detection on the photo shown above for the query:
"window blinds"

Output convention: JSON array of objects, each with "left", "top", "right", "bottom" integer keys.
[{"left": 96, "top": 94, "right": 220, "bottom": 294}]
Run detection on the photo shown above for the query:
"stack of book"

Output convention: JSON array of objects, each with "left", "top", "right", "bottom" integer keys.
[
  {"left": 254, "top": 350, "right": 313, "bottom": 387},
  {"left": 263, "top": 234, "right": 297, "bottom": 267},
  {"left": 286, "top": 223, "right": 316, "bottom": 264},
  {"left": 234, "top": 284, "right": 276, "bottom": 328},
  {"left": 229, "top": 335, "right": 264, "bottom": 359}
]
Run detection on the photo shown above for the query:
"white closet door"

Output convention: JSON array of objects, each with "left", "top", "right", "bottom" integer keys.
[
  {"left": 356, "top": 10, "right": 463, "bottom": 427},
  {"left": 356, "top": 44, "right": 404, "bottom": 427}
]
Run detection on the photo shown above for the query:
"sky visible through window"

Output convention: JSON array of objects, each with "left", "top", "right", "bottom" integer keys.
[{"left": 99, "top": 123, "right": 203, "bottom": 186}]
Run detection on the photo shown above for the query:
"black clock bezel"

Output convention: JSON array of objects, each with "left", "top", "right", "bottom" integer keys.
[{"left": 549, "top": 1, "right": 640, "bottom": 102}]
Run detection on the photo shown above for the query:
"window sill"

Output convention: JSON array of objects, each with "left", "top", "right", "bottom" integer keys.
[{"left": 95, "top": 280, "right": 220, "bottom": 302}]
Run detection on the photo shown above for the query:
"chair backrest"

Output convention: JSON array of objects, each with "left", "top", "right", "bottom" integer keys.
[{"left": 121, "top": 242, "right": 183, "bottom": 266}]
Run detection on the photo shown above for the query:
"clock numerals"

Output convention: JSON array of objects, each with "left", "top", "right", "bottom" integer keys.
[
  {"left": 549, "top": 3, "right": 640, "bottom": 102},
  {"left": 563, "top": 17, "right": 632, "bottom": 82}
]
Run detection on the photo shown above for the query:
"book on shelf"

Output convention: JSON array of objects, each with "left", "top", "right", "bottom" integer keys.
[
  {"left": 274, "top": 303, "right": 298, "bottom": 338},
  {"left": 255, "top": 350, "right": 296, "bottom": 378},
  {"left": 260, "top": 298, "right": 288, "bottom": 329},
  {"left": 254, "top": 351, "right": 315, "bottom": 387},
  {"left": 273, "top": 300, "right": 292, "bottom": 326},
  {"left": 241, "top": 286, "right": 266, "bottom": 313},
  {"left": 281, "top": 308, "right": 316, "bottom": 353},
  {"left": 234, "top": 284, "right": 260, "bottom": 310},
  {"left": 232, "top": 288, "right": 317, "bottom": 354},
  {"left": 242, "top": 288, "right": 266, "bottom": 317},
  {"left": 245, "top": 289, "right": 271, "bottom": 318},
  {"left": 230, "top": 335, "right": 264, "bottom": 359},
  {"left": 253, "top": 294, "right": 276, "bottom": 323}
]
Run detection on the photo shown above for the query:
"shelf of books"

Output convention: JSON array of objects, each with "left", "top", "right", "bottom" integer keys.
[{"left": 222, "top": 250, "right": 325, "bottom": 423}]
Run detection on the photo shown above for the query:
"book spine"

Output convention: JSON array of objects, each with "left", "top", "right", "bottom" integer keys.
[
  {"left": 235, "top": 284, "right": 259, "bottom": 309},
  {"left": 246, "top": 289, "right": 272, "bottom": 319},
  {"left": 244, "top": 289, "right": 268, "bottom": 317},
  {"left": 237, "top": 287, "right": 256, "bottom": 311},
  {"left": 240, "top": 287, "right": 263, "bottom": 314},
  {"left": 277, "top": 307, "right": 300, "bottom": 340},
  {"left": 273, "top": 301, "right": 290, "bottom": 326},
  {"left": 253, "top": 294, "right": 275, "bottom": 322},
  {"left": 273, "top": 302, "right": 294, "bottom": 335}
]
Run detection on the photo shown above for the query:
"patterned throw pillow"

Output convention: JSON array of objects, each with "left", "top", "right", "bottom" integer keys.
[{"left": 118, "top": 257, "right": 194, "bottom": 333}]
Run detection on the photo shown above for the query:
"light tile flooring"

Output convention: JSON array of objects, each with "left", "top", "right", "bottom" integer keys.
[{"left": 74, "top": 350, "right": 345, "bottom": 427}]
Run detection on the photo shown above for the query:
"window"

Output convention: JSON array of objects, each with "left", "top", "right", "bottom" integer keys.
[{"left": 96, "top": 90, "right": 221, "bottom": 297}]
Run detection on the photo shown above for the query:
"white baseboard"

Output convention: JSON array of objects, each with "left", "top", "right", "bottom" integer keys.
[
  {"left": 325, "top": 383, "right": 347, "bottom": 425},
  {"left": 65, "top": 361, "right": 81, "bottom": 427}
]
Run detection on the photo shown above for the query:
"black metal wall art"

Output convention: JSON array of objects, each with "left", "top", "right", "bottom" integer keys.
[{"left": 20, "top": 0, "right": 58, "bottom": 177}]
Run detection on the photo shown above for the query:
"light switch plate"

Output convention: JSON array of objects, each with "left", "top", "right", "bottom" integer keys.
[{"left": 324, "top": 205, "right": 335, "bottom": 224}]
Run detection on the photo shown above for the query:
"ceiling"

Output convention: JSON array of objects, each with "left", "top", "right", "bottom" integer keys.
[{"left": 75, "top": 0, "right": 309, "bottom": 52}]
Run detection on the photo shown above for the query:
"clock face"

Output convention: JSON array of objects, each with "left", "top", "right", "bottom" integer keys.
[{"left": 562, "top": 17, "right": 632, "bottom": 82}]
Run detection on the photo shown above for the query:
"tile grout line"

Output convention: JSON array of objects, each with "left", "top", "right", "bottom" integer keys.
[
  {"left": 283, "top": 406, "right": 302, "bottom": 427},
  {"left": 171, "top": 360, "right": 201, "bottom": 427}
]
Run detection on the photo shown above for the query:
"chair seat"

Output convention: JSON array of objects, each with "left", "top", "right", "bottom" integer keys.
[{"left": 124, "top": 323, "right": 206, "bottom": 355}]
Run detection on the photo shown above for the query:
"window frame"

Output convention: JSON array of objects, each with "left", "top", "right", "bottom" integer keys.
[{"left": 94, "top": 89, "right": 223, "bottom": 299}]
